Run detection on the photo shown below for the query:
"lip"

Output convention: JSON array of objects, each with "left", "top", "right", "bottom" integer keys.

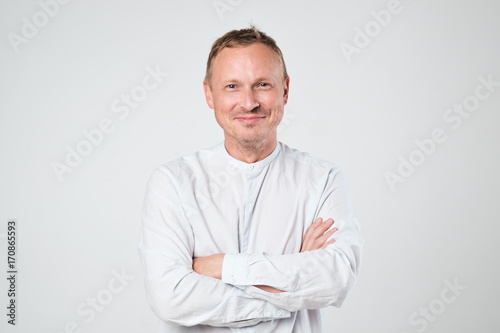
[{"left": 235, "top": 116, "right": 265, "bottom": 124}]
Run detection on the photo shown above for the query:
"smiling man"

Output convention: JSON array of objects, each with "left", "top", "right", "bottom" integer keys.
[
  {"left": 204, "top": 38, "right": 287, "bottom": 163},
  {"left": 139, "top": 26, "right": 363, "bottom": 332}
]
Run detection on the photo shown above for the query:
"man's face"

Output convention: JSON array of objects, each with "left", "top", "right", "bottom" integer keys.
[{"left": 203, "top": 43, "right": 290, "bottom": 149}]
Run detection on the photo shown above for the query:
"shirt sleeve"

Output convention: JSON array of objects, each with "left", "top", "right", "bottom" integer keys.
[
  {"left": 220, "top": 168, "right": 363, "bottom": 312},
  {"left": 138, "top": 166, "right": 290, "bottom": 327}
]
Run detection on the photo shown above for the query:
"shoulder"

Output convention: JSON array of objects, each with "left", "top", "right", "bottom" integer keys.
[
  {"left": 278, "top": 142, "right": 342, "bottom": 176},
  {"left": 278, "top": 143, "right": 352, "bottom": 200},
  {"left": 149, "top": 142, "right": 223, "bottom": 184}
]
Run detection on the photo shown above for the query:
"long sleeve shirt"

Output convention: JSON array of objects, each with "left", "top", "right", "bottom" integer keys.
[{"left": 138, "top": 141, "right": 363, "bottom": 332}]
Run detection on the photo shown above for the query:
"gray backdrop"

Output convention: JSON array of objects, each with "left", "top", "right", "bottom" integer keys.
[{"left": 1, "top": 0, "right": 499, "bottom": 332}]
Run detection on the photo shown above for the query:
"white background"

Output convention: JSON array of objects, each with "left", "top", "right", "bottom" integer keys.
[{"left": 1, "top": 0, "right": 499, "bottom": 332}]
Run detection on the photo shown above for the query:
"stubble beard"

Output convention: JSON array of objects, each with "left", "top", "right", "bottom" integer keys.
[
  {"left": 220, "top": 104, "right": 283, "bottom": 156},
  {"left": 233, "top": 123, "right": 271, "bottom": 153}
]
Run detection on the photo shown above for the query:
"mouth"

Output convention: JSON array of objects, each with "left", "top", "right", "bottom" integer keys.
[{"left": 234, "top": 115, "right": 265, "bottom": 125}]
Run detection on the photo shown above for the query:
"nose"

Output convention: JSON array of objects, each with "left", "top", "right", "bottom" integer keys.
[{"left": 240, "top": 88, "right": 259, "bottom": 111}]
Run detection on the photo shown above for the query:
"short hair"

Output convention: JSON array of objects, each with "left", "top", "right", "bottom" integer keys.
[{"left": 205, "top": 25, "right": 288, "bottom": 86}]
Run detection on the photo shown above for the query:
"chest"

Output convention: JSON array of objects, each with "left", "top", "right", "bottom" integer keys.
[{"left": 184, "top": 168, "right": 321, "bottom": 257}]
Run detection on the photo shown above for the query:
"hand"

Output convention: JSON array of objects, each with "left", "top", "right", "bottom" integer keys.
[
  {"left": 193, "top": 254, "right": 285, "bottom": 293},
  {"left": 300, "top": 217, "right": 337, "bottom": 252},
  {"left": 256, "top": 217, "right": 337, "bottom": 293},
  {"left": 255, "top": 285, "right": 284, "bottom": 293},
  {"left": 192, "top": 253, "right": 225, "bottom": 279}
]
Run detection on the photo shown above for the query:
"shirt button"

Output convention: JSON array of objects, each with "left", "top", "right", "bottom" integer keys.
[
  {"left": 231, "top": 276, "right": 236, "bottom": 283},
  {"left": 249, "top": 165, "right": 254, "bottom": 170},
  {"left": 277, "top": 311, "right": 282, "bottom": 316}
]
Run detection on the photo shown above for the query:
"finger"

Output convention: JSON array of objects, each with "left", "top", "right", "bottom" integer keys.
[
  {"left": 309, "top": 218, "right": 334, "bottom": 239},
  {"left": 301, "top": 218, "right": 322, "bottom": 252},
  {"left": 302, "top": 218, "right": 335, "bottom": 252},
  {"left": 320, "top": 238, "right": 336, "bottom": 249},
  {"left": 311, "top": 217, "right": 323, "bottom": 228},
  {"left": 316, "top": 227, "right": 338, "bottom": 245},
  {"left": 307, "top": 217, "right": 323, "bottom": 230},
  {"left": 304, "top": 217, "right": 323, "bottom": 238}
]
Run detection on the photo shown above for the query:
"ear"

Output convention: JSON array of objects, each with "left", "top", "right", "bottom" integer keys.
[
  {"left": 282, "top": 77, "right": 290, "bottom": 105},
  {"left": 203, "top": 80, "right": 215, "bottom": 109}
]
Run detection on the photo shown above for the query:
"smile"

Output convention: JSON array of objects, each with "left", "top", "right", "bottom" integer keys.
[{"left": 234, "top": 116, "right": 265, "bottom": 125}]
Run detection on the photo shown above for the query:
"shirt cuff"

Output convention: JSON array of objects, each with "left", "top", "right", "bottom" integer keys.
[{"left": 222, "top": 253, "right": 250, "bottom": 286}]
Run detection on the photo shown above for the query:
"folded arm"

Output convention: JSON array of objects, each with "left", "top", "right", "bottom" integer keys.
[
  {"left": 138, "top": 167, "right": 290, "bottom": 327},
  {"left": 193, "top": 169, "right": 363, "bottom": 312},
  {"left": 193, "top": 217, "right": 338, "bottom": 293}
]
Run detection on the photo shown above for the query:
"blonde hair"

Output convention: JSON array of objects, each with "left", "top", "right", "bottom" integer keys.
[{"left": 205, "top": 25, "right": 288, "bottom": 86}]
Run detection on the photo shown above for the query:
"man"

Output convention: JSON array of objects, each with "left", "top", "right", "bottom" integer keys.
[{"left": 139, "top": 26, "right": 363, "bottom": 332}]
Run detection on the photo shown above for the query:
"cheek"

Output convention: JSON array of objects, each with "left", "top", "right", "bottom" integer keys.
[
  {"left": 261, "top": 94, "right": 284, "bottom": 116},
  {"left": 273, "top": 108, "right": 284, "bottom": 124},
  {"left": 214, "top": 94, "right": 238, "bottom": 114},
  {"left": 262, "top": 90, "right": 284, "bottom": 107}
]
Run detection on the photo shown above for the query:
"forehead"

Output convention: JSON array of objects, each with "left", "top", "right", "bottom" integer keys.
[{"left": 211, "top": 43, "right": 281, "bottom": 80}]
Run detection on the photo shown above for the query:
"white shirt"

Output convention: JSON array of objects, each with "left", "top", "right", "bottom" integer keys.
[{"left": 138, "top": 142, "right": 363, "bottom": 332}]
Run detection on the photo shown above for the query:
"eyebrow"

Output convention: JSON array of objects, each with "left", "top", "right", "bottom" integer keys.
[{"left": 220, "top": 76, "right": 276, "bottom": 85}]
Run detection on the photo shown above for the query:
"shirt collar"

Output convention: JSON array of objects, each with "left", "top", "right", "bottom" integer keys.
[{"left": 219, "top": 141, "right": 282, "bottom": 170}]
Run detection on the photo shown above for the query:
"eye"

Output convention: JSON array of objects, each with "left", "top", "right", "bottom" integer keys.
[
  {"left": 258, "top": 82, "right": 272, "bottom": 89},
  {"left": 227, "top": 84, "right": 236, "bottom": 89}
]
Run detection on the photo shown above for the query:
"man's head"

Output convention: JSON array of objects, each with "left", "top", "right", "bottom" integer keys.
[
  {"left": 204, "top": 26, "right": 288, "bottom": 87},
  {"left": 203, "top": 26, "right": 290, "bottom": 157}
]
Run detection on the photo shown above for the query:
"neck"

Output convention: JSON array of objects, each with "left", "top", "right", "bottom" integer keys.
[{"left": 224, "top": 136, "right": 277, "bottom": 164}]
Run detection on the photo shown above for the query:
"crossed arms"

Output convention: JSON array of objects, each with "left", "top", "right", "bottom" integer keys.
[
  {"left": 192, "top": 217, "right": 338, "bottom": 293},
  {"left": 138, "top": 166, "right": 363, "bottom": 327}
]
